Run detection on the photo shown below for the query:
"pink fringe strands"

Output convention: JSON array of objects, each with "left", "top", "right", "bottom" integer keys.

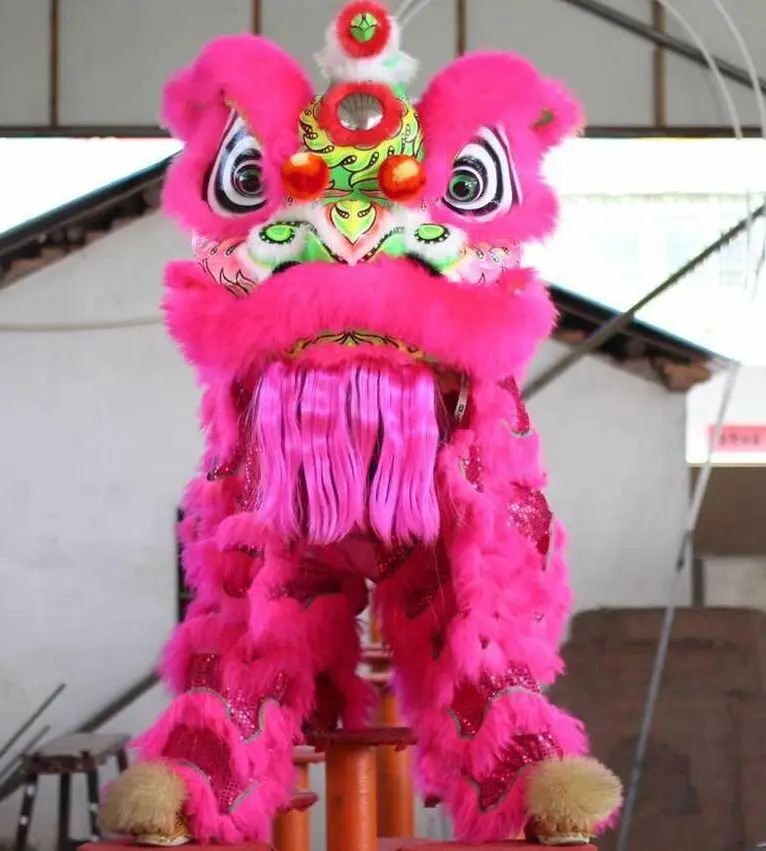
[{"left": 248, "top": 360, "right": 441, "bottom": 545}]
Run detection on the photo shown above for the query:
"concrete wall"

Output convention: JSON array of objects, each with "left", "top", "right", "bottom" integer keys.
[{"left": 0, "top": 212, "right": 689, "bottom": 846}]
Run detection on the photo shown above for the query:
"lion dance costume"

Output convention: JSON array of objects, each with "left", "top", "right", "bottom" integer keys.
[{"left": 103, "top": 3, "right": 622, "bottom": 845}]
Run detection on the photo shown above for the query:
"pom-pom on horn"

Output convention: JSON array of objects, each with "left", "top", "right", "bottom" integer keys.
[
  {"left": 315, "top": 1, "right": 417, "bottom": 86},
  {"left": 336, "top": 2, "right": 394, "bottom": 58}
]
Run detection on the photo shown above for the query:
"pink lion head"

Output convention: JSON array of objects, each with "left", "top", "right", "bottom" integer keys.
[
  {"left": 162, "top": 2, "right": 582, "bottom": 543},
  {"left": 162, "top": 1, "right": 582, "bottom": 386}
]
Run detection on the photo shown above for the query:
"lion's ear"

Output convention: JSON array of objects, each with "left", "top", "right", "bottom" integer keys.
[
  {"left": 160, "top": 34, "right": 314, "bottom": 143},
  {"left": 531, "top": 78, "right": 585, "bottom": 150}
]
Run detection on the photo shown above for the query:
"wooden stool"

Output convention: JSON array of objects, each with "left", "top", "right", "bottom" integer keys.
[
  {"left": 272, "top": 748, "right": 325, "bottom": 851},
  {"left": 366, "top": 670, "right": 415, "bottom": 839},
  {"left": 14, "top": 732, "right": 129, "bottom": 851},
  {"left": 309, "top": 727, "right": 416, "bottom": 851}
]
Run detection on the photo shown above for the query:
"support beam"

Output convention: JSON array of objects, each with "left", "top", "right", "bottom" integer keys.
[
  {"left": 524, "top": 203, "right": 765, "bottom": 399},
  {"left": 651, "top": 1, "right": 667, "bottom": 128},
  {"left": 48, "top": 0, "right": 60, "bottom": 127},
  {"left": 455, "top": 0, "right": 467, "bottom": 56},
  {"left": 557, "top": 0, "right": 766, "bottom": 95}
]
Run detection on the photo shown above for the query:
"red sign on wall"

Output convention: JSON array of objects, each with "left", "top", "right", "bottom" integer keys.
[{"left": 708, "top": 424, "right": 766, "bottom": 452}]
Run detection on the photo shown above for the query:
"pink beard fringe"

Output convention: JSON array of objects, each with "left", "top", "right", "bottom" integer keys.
[{"left": 249, "top": 360, "right": 442, "bottom": 546}]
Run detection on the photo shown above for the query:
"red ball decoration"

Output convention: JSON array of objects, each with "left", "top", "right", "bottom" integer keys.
[
  {"left": 379, "top": 155, "right": 426, "bottom": 203},
  {"left": 281, "top": 152, "right": 330, "bottom": 201},
  {"left": 336, "top": 2, "right": 393, "bottom": 59}
]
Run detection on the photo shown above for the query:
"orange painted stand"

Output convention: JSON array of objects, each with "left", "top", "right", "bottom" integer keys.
[
  {"left": 272, "top": 787, "right": 320, "bottom": 851},
  {"left": 366, "top": 669, "right": 415, "bottom": 839},
  {"left": 80, "top": 845, "right": 271, "bottom": 851},
  {"left": 377, "top": 843, "right": 596, "bottom": 851},
  {"left": 310, "top": 727, "right": 416, "bottom": 851},
  {"left": 364, "top": 642, "right": 416, "bottom": 840}
]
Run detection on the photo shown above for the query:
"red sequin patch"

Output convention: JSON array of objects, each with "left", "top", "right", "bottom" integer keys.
[
  {"left": 461, "top": 444, "right": 484, "bottom": 492},
  {"left": 185, "top": 654, "right": 289, "bottom": 741},
  {"left": 448, "top": 665, "right": 541, "bottom": 738},
  {"left": 468, "top": 731, "right": 563, "bottom": 811},
  {"left": 162, "top": 725, "right": 245, "bottom": 812},
  {"left": 270, "top": 564, "right": 345, "bottom": 607},
  {"left": 375, "top": 543, "right": 414, "bottom": 580},
  {"left": 498, "top": 376, "right": 531, "bottom": 437},
  {"left": 507, "top": 485, "right": 553, "bottom": 562},
  {"left": 207, "top": 452, "right": 242, "bottom": 481},
  {"left": 239, "top": 443, "right": 260, "bottom": 510}
]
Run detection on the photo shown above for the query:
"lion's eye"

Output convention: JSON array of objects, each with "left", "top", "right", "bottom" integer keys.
[
  {"left": 206, "top": 112, "right": 266, "bottom": 217},
  {"left": 442, "top": 127, "right": 521, "bottom": 219}
]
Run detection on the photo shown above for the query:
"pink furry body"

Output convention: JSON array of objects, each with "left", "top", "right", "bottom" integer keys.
[
  {"left": 136, "top": 260, "right": 586, "bottom": 842},
  {"left": 132, "top": 14, "right": 602, "bottom": 844}
]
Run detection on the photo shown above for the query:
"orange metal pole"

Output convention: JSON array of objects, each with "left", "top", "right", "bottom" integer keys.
[
  {"left": 326, "top": 742, "right": 377, "bottom": 851},
  {"left": 272, "top": 768, "right": 310, "bottom": 851},
  {"left": 375, "top": 682, "right": 414, "bottom": 838},
  {"left": 273, "top": 748, "right": 324, "bottom": 851}
]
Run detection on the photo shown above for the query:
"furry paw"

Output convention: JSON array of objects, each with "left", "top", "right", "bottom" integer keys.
[
  {"left": 100, "top": 761, "right": 191, "bottom": 846},
  {"left": 524, "top": 756, "right": 622, "bottom": 846}
]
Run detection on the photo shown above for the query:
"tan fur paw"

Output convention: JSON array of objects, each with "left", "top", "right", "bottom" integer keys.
[
  {"left": 525, "top": 756, "right": 623, "bottom": 845},
  {"left": 100, "top": 761, "right": 190, "bottom": 844}
]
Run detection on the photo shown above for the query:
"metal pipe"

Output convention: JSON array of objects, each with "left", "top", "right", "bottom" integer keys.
[
  {"left": 615, "top": 361, "right": 742, "bottom": 851},
  {"left": 524, "top": 203, "right": 765, "bottom": 399},
  {"left": 0, "top": 726, "right": 50, "bottom": 786},
  {"left": 79, "top": 671, "right": 159, "bottom": 733},
  {"left": 0, "top": 671, "right": 157, "bottom": 803},
  {"left": 0, "top": 684, "right": 65, "bottom": 765},
  {"left": 556, "top": 0, "right": 766, "bottom": 95}
]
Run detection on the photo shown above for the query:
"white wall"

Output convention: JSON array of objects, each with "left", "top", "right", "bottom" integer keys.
[
  {"left": 528, "top": 345, "right": 689, "bottom": 611},
  {"left": 0, "top": 215, "right": 199, "bottom": 845},
  {"left": 703, "top": 556, "right": 766, "bottom": 609},
  {"left": 0, "top": 213, "right": 689, "bottom": 845}
]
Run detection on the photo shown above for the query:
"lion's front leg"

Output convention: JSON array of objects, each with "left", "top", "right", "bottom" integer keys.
[{"left": 375, "top": 393, "right": 622, "bottom": 843}]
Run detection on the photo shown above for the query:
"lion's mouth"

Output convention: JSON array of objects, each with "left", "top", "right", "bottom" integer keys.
[{"left": 285, "top": 328, "right": 437, "bottom": 362}]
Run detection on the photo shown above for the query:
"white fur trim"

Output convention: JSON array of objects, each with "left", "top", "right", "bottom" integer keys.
[{"left": 314, "top": 18, "right": 418, "bottom": 86}]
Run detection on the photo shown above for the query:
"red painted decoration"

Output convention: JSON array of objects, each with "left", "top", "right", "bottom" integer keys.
[
  {"left": 379, "top": 154, "right": 426, "bottom": 203},
  {"left": 336, "top": 2, "right": 393, "bottom": 58},
  {"left": 318, "top": 82, "right": 402, "bottom": 148},
  {"left": 281, "top": 152, "right": 330, "bottom": 201}
]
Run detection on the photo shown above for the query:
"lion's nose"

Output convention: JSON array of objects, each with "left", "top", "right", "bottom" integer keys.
[
  {"left": 281, "top": 152, "right": 330, "bottom": 201},
  {"left": 379, "top": 154, "right": 426, "bottom": 203}
]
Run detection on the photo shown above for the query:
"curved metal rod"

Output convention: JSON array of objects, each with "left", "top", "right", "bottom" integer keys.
[
  {"left": 0, "top": 683, "right": 65, "bottom": 765},
  {"left": 523, "top": 203, "right": 765, "bottom": 400},
  {"left": 614, "top": 2, "right": 765, "bottom": 849}
]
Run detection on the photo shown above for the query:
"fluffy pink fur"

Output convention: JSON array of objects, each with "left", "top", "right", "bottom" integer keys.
[
  {"left": 163, "top": 259, "right": 556, "bottom": 386},
  {"left": 373, "top": 381, "right": 589, "bottom": 841},
  {"left": 126, "top": 18, "right": 619, "bottom": 847},
  {"left": 162, "top": 35, "right": 314, "bottom": 241},
  {"left": 418, "top": 52, "right": 583, "bottom": 246}
]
